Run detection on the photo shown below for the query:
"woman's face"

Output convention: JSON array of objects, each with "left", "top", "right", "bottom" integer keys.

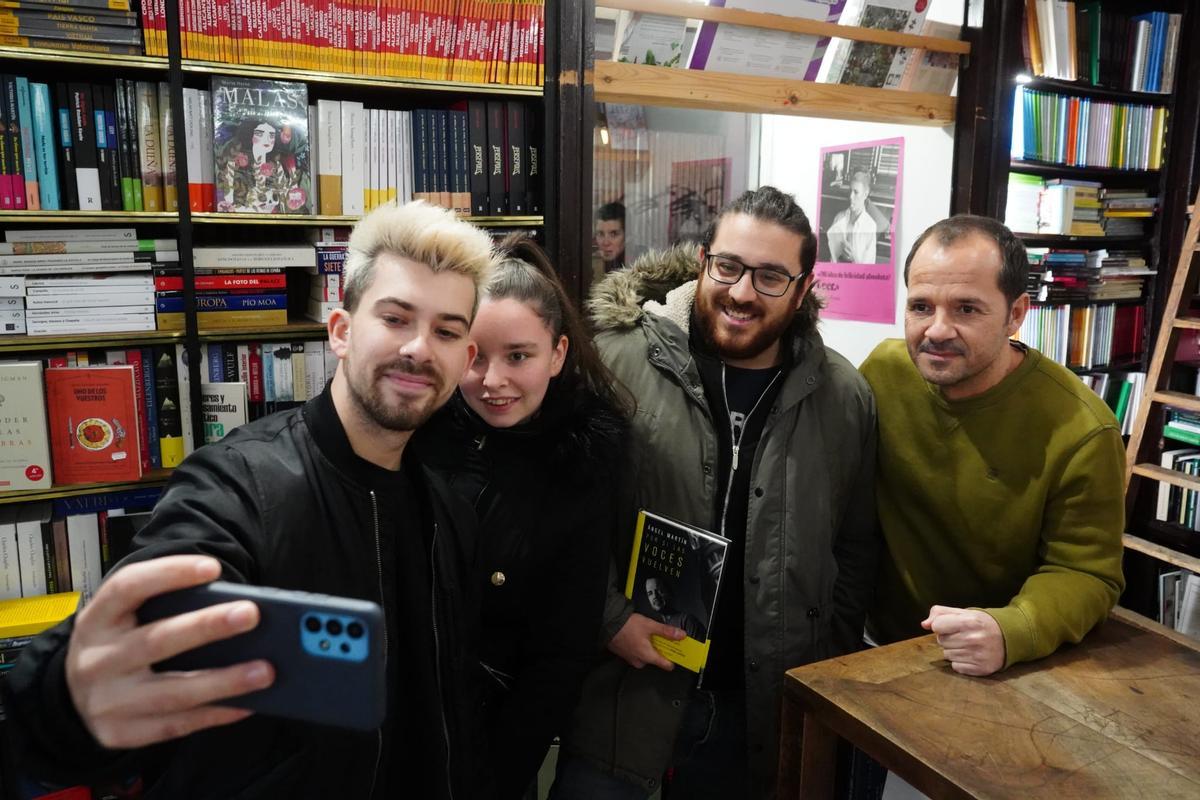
[
  {"left": 252, "top": 123, "right": 276, "bottom": 160},
  {"left": 461, "top": 297, "right": 567, "bottom": 428}
]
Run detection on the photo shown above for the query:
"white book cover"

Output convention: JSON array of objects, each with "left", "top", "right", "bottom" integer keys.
[
  {"left": 387, "top": 110, "right": 398, "bottom": 204},
  {"left": 66, "top": 513, "right": 103, "bottom": 604},
  {"left": 0, "top": 362, "right": 52, "bottom": 492},
  {"left": 308, "top": 104, "right": 319, "bottom": 214},
  {"left": 401, "top": 111, "right": 414, "bottom": 204},
  {"left": 24, "top": 275, "right": 153, "bottom": 288},
  {"left": 25, "top": 292, "right": 156, "bottom": 309},
  {"left": 322, "top": 341, "right": 338, "bottom": 385},
  {"left": 825, "top": 0, "right": 929, "bottom": 88},
  {"left": 368, "top": 108, "right": 379, "bottom": 210},
  {"left": 304, "top": 345, "right": 325, "bottom": 399},
  {"left": 175, "top": 343, "right": 195, "bottom": 456},
  {"left": 200, "top": 381, "right": 248, "bottom": 443},
  {"left": 193, "top": 245, "right": 316, "bottom": 269},
  {"left": 15, "top": 504, "right": 50, "bottom": 597},
  {"left": 198, "top": 89, "right": 215, "bottom": 196},
  {"left": 614, "top": 12, "right": 687, "bottom": 67},
  {"left": 26, "top": 318, "right": 155, "bottom": 335},
  {"left": 688, "top": 1, "right": 844, "bottom": 79},
  {"left": 0, "top": 509, "right": 21, "bottom": 599},
  {"left": 0, "top": 276, "right": 24, "bottom": 296},
  {"left": 1177, "top": 573, "right": 1200, "bottom": 638},
  {"left": 182, "top": 87, "right": 202, "bottom": 203},
  {"left": 341, "top": 101, "right": 365, "bottom": 216}
]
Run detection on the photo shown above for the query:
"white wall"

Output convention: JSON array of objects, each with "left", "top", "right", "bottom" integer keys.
[{"left": 759, "top": 117, "right": 956, "bottom": 367}]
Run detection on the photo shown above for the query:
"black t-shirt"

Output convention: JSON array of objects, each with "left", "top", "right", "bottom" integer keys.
[{"left": 695, "top": 354, "right": 784, "bottom": 691}]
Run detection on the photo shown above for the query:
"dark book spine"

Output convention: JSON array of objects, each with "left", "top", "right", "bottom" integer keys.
[
  {"left": 0, "top": 19, "right": 144, "bottom": 45},
  {"left": 433, "top": 109, "right": 448, "bottom": 209},
  {"left": 452, "top": 109, "right": 468, "bottom": 214},
  {"left": 54, "top": 82, "right": 76, "bottom": 209},
  {"left": 0, "top": 73, "right": 12, "bottom": 210},
  {"left": 524, "top": 102, "right": 541, "bottom": 215},
  {"left": 505, "top": 101, "right": 526, "bottom": 215},
  {"left": 486, "top": 99, "right": 507, "bottom": 215},
  {"left": 123, "top": 78, "right": 143, "bottom": 211},
  {"left": 112, "top": 79, "right": 132, "bottom": 210},
  {"left": 92, "top": 82, "right": 114, "bottom": 209},
  {"left": 67, "top": 82, "right": 100, "bottom": 210},
  {"left": 5, "top": 74, "right": 24, "bottom": 210},
  {"left": 141, "top": 347, "right": 160, "bottom": 470},
  {"left": 412, "top": 108, "right": 428, "bottom": 203},
  {"left": 103, "top": 84, "right": 126, "bottom": 210},
  {"left": 467, "top": 100, "right": 488, "bottom": 215}
]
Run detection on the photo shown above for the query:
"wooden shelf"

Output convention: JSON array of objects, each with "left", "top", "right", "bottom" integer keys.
[
  {"left": 1152, "top": 390, "right": 1200, "bottom": 413},
  {"left": 191, "top": 212, "right": 544, "bottom": 228},
  {"left": 594, "top": 61, "right": 954, "bottom": 125},
  {"left": 180, "top": 60, "right": 542, "bottom": 97},
  {"left": 1131, "top": 462, "right": 1200, "bottom": 491},
  {"left": 1124, "top": 532, "right": 1200, "bottom": 572},
  {"left": 0, "top": 211, "right": 179, "bottom": 224},
  {"left": 198, "top": 320, "right": 328, "bottom": 342},
  {"left": 0, "top": 46, "right": 167, "bottom": 71},
  {"left": 1020, "top": 76, "right": 1171, "bottom": 105},
  {"left": 1016, "top": 232, "right": 1147, "bottom": 245},
  {"left": 1010, "top": 160, "right": 1160, "bottom": 180},
  {"left": 0, "top": 470, "right": 174, "bottom": 506},
  {"left": 1068, "top": 359, "right": 1144, "bottom": 375},
  {"left": 0, "top": 329, "right": 183, "bottom": 354},
  {"left": 597, "top": 0, "right": 970, "bottom": 54}
]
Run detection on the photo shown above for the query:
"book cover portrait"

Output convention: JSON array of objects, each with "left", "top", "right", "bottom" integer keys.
[{"left": 212, "top": 78, "right": 310, "bottom": 215}]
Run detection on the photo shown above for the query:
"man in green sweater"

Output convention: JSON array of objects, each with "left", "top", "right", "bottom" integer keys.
[{"left": 861, "top": 214, "right": 1125, "bottom": 676}]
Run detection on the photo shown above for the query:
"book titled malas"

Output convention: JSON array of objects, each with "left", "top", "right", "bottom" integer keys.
[
  {"left": 625, "top": 510, "right": 729, "bottom": 673},
  {"left": 45, "top": 366, "right": 142, "bottom": 484},
  {"left": 0, "top": 362, "right": 52, "bottom": 492},
  {"left": 211, "top": 77, "right": 310, "bottom": 215}
]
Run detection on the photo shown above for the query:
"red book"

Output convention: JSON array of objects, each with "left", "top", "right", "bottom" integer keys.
[
  {"left": 45, "top": 366, "right": 143, "bottom": 485},
  {"left": 155, "top": 273, "right": 288, "bottom": 291},
  {"left": 248, "top": 343, "right": 264, "bottom": 403}
]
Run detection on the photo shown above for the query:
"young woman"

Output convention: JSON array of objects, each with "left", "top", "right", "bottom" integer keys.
[{"left": 415, "top": 235, "right": 630, "bottom": 799}]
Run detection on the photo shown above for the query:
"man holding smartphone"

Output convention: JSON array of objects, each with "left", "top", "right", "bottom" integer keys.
[{"left": 4, "top": 202, "right": 497, "bottom": 800}]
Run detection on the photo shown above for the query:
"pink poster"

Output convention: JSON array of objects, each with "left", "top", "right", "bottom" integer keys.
[{"left": 814, "top": 137, "right": 904, "bottom": 324}]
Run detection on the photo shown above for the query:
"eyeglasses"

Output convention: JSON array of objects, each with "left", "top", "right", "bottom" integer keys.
[{"left": 704, "top": 253, "right": 806, "bottom": 298}]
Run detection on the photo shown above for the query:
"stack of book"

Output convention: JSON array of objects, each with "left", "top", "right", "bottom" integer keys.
[
  {"left": 306, "top": 229, "right": 348, "bottom": 324},
  {"left": 1, "top": 276, "right": 23, "bottom": 334},
  {"left": 1012, "top": 87, "right": 1166, "bottom": 171},
  {"left": 0, "top": 0, "right": 142, "bottom": 57},
  {"left": 1023, "top": 2, "right": 1181, "bottom": 94},
  {"left": 1103, "top": 189, "right": 1156, "bottom": 236},
  {"left": 1039, "top": 179, "right": 1104, "bottom": 235},
  {"left": 0, "top": 229, "right": 175, "bottom": 336},
  {"left": 0, "top": 593, "right": 81, "bottom": 675},
  {"left": 157, "top": 245, "right": 312, "bottom": 331},
  {"left": 1085, "top": 249, "right": 1155, "bottom": 300},
  {"left": 1006, "top": 175, "right": 1158, "bottom": 237}
]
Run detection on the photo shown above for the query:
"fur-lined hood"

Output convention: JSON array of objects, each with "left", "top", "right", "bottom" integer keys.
[{"left": 587, "top": 244, "right": 822, "bottom": 338}]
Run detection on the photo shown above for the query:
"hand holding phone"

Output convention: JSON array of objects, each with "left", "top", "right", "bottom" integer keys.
[{"left": 65, "top": 555, "right": 274, "bottom": 750}]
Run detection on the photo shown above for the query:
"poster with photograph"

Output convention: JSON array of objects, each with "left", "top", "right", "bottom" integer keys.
[
  {"left": 815, "top": 137, "right": 903, "bottom": 324},
  {"left": 669, "top": 157, "right": 730, "bottom": 246}
]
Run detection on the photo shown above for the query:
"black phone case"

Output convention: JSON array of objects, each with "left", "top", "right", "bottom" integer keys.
[{"left": 136, "top": 581, "right": 386, "bottom": 731}]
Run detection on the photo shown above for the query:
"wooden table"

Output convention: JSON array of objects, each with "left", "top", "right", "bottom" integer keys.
[{"left": 778, "top": 609, "right": 1200, "bottom": 799}]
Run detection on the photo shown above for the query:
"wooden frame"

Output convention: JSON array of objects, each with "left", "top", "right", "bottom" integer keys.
[{"left": 593, "top": 0, "right": 968, "bottom": 123}]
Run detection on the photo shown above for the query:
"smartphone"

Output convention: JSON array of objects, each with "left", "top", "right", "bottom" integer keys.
[{"left": 136, "top": 581, "right": 386, "bottom": 731}]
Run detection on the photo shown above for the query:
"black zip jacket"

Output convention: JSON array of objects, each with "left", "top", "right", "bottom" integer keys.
[
  {"left": 2, "top": 388, "right": 485, "bottom": 799},
  {"left": 414, "top": 389, "right": 627, "bottom": 800}
]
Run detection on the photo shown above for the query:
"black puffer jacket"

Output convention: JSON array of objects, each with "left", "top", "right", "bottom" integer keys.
[
  {"left": 2, "top": 389, "right": 485, "bottom": 800},
  {"left": 415, "top": 388, "right": 627, "bottom": 800}
]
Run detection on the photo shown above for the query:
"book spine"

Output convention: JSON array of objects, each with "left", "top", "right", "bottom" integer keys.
[
  {"left": 524, "top": 101, "right": 539, "bottom": 214},
  {"left": 29, "top": 82, "right": 59, "bottom": 210},
  {"left": 340, "top": 99, "right": 364, "bottom": 216},
  {"left": 467, "top": 99, "right": 487, "bottom": 214},
  {"left": 505, "top": 100, "right": 525, "bottom": 214},
  {"left": 5, "top": 73, "right": 23, "bottom": 210},
  {"left": 122, "top": 78, "right": 143, "bottom": 210},
  {"left": 14, "top": 76, "right": 37, "bottom": 210},
  {"left": 102, "top": 86, "right": 123, "bottom": 211},
  {"left": 0, "top": 73, "right": 13, "bottom": 210},
  {"left": 68, "top": 82, "right": 101, "bottom": 210},
  {"left": 135, "top": 80, "right": 162, "bottom": 211},
  {"left": 91, "top": 82, "right": 114, "bottom": 210},
  {"left": 156, "top": 81, "right": 176, "bottom": 212},
  {"left": 158, "top": 293, "right": 287, "bottom": 312},
  {"left": 485, "top": 99, "right": 506, "bottom": 215},
  {"left": 140, "top": 347, "right": 159, "bottom": 470},
  {"left": 317, "top": 98, "right": 342, "bottom": 215}
]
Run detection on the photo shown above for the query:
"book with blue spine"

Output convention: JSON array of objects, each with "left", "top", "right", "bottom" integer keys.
[
  {"left": 29, "top": 82, "right": 58, "bottom": 210},
  {"left": 14, "top": 77, "right": 37, "bottom": 210},
  {"left": 156, "top": 293, "right": 287, "bottom": 313}
]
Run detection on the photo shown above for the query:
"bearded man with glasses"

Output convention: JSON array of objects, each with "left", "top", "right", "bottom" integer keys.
[{"left": 552, "top": 186, "right": 880, "bottom": 800}]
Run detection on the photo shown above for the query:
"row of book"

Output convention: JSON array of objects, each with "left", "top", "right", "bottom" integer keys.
[
  {"left": 198, "top": 337, "right": 341, "bottom": 427},
  {"left": 0, "top": 0, "right": 141, "bottom": 58},
  {"left": 1157, "top": 569, "right": 1199, "bottom": 639},
  {"left": 152, "top": 0, "right": 545, "bottom": 86},
  {"left": 0, "top": 75, "right": 177, "bottom": 213},
  {"left": 1026, "top": 247, "right": 1155, "bottom": 303},
  {"left": 1006, "top": 175, "right": 1157, "bottom": 237},
  {"left": 1018, "top": 301, "right": 1144, "bottom": 373},
  {"left": 1012, "top": 87, "right": 1167, "bottom": 171},
  {"left": 1078, "top": 369, "right": 1144, "bottom": 435},
  {"left": 183, "top": 77, "right": 541, "bottom": 217},
  {"left": 1022, "top": 1, "right": 1181, "bottom": 94}
]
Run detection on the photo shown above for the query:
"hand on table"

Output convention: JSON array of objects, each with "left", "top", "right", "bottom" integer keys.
[{"left": 921, "top": 605, "right": 1006, "bottom": 677}]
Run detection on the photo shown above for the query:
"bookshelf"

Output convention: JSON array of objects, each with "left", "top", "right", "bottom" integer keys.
[
  {"left": 957, "top": 0, "right": 1200, "bottom": 631},
  {"left": 0, "top": 1, "right": 554, "bottom": 510}
]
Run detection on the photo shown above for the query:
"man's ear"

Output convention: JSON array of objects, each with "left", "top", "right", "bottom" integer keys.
[
  {"left": 793, "top": 272, "right": 816, "bottom": 312},
  {"left": 327, "top": 307, "right": 351, "bottom": 358},
  {"left": 1007, "top": 293, "right": 1030, "bottom": 336}
]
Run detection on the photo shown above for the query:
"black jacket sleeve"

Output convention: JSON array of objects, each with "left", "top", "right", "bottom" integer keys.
[{"left": 2, "top": 442, "right": 266, "bottom": 787}]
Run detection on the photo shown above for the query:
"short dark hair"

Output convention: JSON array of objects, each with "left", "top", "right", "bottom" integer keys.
[
  {"left": 597, "top": 201, "right": 625, "bottom": 227},
  {"left": 702, "top": 186, "right": 818, "bottom": 276},
  {"left": 904, "top": 215, "right": 1028, "bottom": 306}
]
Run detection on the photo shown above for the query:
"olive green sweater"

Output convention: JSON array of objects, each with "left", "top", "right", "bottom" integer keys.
[{"left": 861, "top": 339, "right": 1125, "bottom": 668}]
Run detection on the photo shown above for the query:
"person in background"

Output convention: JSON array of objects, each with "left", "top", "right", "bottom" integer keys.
[
  {"left": 552, "top": 186, "right": 879, "bottom": 800},
  {"left": 415, "top": 234, "right": 630, "bottom": 800},
  {"left": 862, "top": 214, "right": 1125, "bottom": 677},
  {"left": 2, "top": 201, "right": 496, "bottom": 799},
  {"left": 596, "top": 201, "right": 627, "bottom": 272}
]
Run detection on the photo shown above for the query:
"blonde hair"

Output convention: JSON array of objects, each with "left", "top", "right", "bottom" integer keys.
[{"left": 343, "top": 200, "right": 496, "bottom": 313}]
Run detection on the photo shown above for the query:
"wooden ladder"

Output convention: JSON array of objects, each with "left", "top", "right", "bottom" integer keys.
[{"left": 1125, "top": 184, "right": 1200, "bottom": 572}]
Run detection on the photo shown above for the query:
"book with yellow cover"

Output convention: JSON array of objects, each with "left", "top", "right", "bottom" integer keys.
[
  {"left": 624, "top": 510, "right": 728, "bottom": 673},
  {"left": 0, "top": 591, "right": 81, "bottom": 640}
]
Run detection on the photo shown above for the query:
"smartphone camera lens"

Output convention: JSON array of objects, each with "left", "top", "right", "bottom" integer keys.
[
  {"left": 304, "top": 615, "right": 322, "bottom": 633},
  {"left": 326, "top": 619, "right": 343, "bottom": 636},
  {"left": 347, "top": 622, "right": 364, "bottom": 639}
]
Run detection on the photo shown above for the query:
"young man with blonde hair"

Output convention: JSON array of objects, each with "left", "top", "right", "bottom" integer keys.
[{"left": 4, "top": 201, "right": 496, "bottom": 799}]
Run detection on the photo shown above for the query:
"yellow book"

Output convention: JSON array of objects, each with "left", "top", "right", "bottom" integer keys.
[
  {"left": 624, "top": 510, "right": 729, "bottom": 674},
  {"left": 156, "top": 309, "right": 289, "bottom": 331},
  {"left": 0, "top": 592, "right": 81, "bottom": 639}
]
